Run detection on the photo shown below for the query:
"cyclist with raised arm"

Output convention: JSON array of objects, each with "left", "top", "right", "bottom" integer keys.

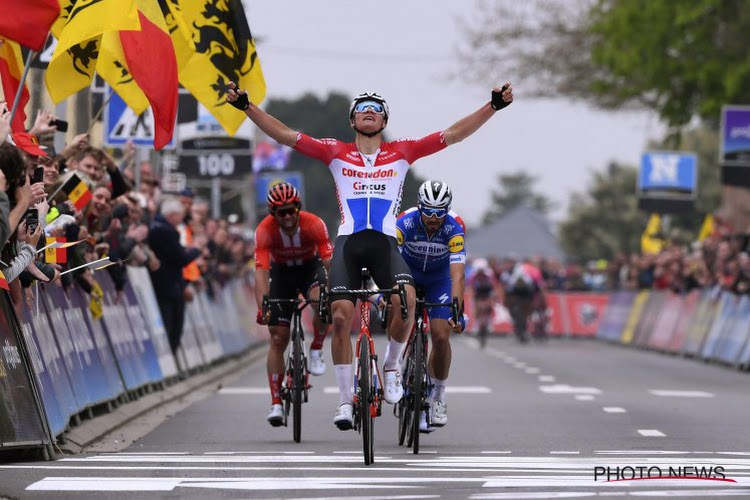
[
  {"left": 254, "top": 182, "right": 333, "bottom": 426},
  {"left": 395, "top": 180, "right": 466, "bottom": 432},
  {"left": 228, "top": 80, "right": 513, "bottom": 430}
]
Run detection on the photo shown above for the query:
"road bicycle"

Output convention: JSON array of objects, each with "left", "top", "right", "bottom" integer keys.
[
  {"left": 262, "top": 295, "right": 318, "bottom": 443},
  {"left": 396, "top": 292, "right": 459, "bottom": 454},
  {"left": 320, "top": 268, "right": 407, "bottom": 465}
]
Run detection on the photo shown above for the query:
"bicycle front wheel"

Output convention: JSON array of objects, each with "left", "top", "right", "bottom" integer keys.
[
  {"left": 359, "top": 340, "right": 374, "bottom": 465},
  {"left": 292, "top": 328, "right": 304, "bottom": 443},
  {"left": 410, "top": 331, "right": 424, "bottom": 454}
]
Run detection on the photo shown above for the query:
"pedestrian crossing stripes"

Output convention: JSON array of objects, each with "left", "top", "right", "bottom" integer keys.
[{"left": 6, "top": 451, "right": 750, "bottom": 495}]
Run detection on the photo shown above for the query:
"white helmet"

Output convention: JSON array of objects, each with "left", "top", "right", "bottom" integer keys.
[
  {"left": 349, "top": 92, "right": 389, "bottom": 121},
  {"left": 417, "top": 180, "right": 452, "bottom": 209}
]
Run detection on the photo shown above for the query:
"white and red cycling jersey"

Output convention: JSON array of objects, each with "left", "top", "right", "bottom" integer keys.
[{"left": 293, "top": 131, "right": 447, "bottom": 237}]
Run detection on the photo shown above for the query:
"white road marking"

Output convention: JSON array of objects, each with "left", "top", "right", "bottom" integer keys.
[
  {"left": 471, "top": 493, "right": 596, "bottom": 499},
  {"left": 575, "top": 395, "right": 595, "bottom": 401},
  {"left": 481, "top": 451, "right": 512, "bottom": 454},
  {"left": 525, "top": 367, "right": 540, "bottom": 374},
  {"left": 638, "top": 429, "right": 666, "bottom": 437},
  {"left": 538, "top": 375, "right": 556, "bottom": 382},
  {"left": 649, "top": 390, "right": 714, "bottom": 398},
  {"left": 539, "top": 385, "right": 602, "bottom": 395},
  {"left": 217, "top": 387, "right": 267, "bottom": 395},
  {"left": 603, "top": 407, "right": 627, "bottom": 413},
  {"left": 550, "top": 451, "right": 580, "bottom": 455}
]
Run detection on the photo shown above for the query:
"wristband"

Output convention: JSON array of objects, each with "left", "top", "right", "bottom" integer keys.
[
  {"left": 229, "top": 89, "right": 250, "bottom": 111},
  {"left": 491, "top": 84, "right": 511, "bottom": 111},
  {"left": 256, "top": 310, "right": 263, "bottom": 324}
]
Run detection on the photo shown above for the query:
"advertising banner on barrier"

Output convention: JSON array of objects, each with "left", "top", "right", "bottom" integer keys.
[
  {"left": 97, "top": 275, "right": 149, "bottom": 390},
  {"left": 682, "top": 290, "right": 719, "bottom": 356},
  {"left": 702, "top": 292, "right": 738, "bottom": 360},
  {"left": 596, "top": 291, "right": 636, "bottom": 341},
  {"left": 667, "top": 290, "right": 700, "bottom": 353},
  {"left": 69, "top": 287, "right": 124, "bottom": 400},
  {"left": 733, "top": 297, "right": 750, "bottom": 368},
  {"left": 714, "top": 295, "right": 750, "bottom": 365},
  {"left": 562, "top": 293, "right": 609, "bottom": 337},
  {"left": 40, "top": 287, "right": 92, "bottom": 411},
  {"left": 179, "top": 304, "right": 206, "bottom": 370},
  {"left": 621, "top": 291, "right": 649, "bottom": 344},
  {"left": 126, "top": 267, "right": 178, "bottom": 378},
  {"left": 544, "top": 293, "right": 566, "bottom": 336},
  {"left": 633, "top": 292, "right": 665, "bottom": 346},
  {"left": 0, "top": 293, "right": 48, "bottom": 447},
  {"left": 647, "top": 292, "right": 683, "bottom": 351},
  {"left": 44, "top": 285, "right": 114, "bottom": 406},
  {"left": 187, "top": 298, "right": 222, "bottom": 363},
  {"left": 18, "top": 303, "right": 67, "bottom": 438},
  {"left": 121, "top": 283, "right": 164, "bottom": 384}
]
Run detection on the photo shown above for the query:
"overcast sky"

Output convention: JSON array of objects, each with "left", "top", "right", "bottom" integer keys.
[{"left": 246, "top": 0, "right": 664, "bottom": 227}]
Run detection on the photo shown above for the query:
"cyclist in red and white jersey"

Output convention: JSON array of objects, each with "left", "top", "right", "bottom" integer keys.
[
  {"left": 254, "top": 182, "right": 333, "bottom": 426},
  {"left": 228, "top": 80, "right": 514, "bottom": 430}
]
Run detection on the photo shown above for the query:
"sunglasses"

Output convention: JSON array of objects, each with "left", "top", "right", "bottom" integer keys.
[
  {"left": 274, "top": 207, "right": 299, "bottom": 217},
  {"left": 420, "top": 206, "right": 448, "bottom": 219},
  {"left": 354, "top": 101, "right": 384, "bottom": 114}
]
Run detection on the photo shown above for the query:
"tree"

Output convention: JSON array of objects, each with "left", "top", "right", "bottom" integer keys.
[
  {"left": 481, "top": 171, "right": 555, "bottom": 225},
  {"left": 558, "top": 163, "right": 642, "bottom": 261},
  {"left": 265, "top": 93, "right": 425, "bottom": 237},
  {"left": 458, "top": 0, "right": 750, "bottom": 132}
]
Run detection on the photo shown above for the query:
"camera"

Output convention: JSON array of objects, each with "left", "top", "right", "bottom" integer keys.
[
  {"left": 32, "top": 166, "right": 44, "bottom": 184},
  {"left": 49, "top": 118, "right": 68, "bottom": 132}
]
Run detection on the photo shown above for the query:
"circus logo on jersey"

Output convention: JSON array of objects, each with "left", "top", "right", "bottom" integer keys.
[
  {"left": 352, "top": 181, "right": 386, "bottom": 194},
  {"left": 448, "top": 235, "right": 465, "bottom": 253},
  {"left": 342, "top": 167, "right": 397, "bottom": 179}
]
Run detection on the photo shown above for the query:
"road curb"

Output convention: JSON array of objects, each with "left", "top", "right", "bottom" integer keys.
[{"left": 57, "top": 345, "right": 267, "bottom": 455}]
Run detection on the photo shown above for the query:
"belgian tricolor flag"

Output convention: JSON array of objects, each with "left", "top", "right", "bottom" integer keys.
[
  {"left": 61, "top": 173, "right": 92, "bottom": 210},
  {"left": 0, "top": 269, "right": 9, "bottom": 291},
  {"left": 45, "top": 237, "right": 68, "bottom": 264}
]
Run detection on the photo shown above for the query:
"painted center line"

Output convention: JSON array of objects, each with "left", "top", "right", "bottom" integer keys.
[
  {"left": 217, "top": 387, "right": 267, "bottom": 395},
  {"left": 649, "top": 390, "right": 714, "bottom": 398},
  {"left": 539, "top": 385, "right": 602, "bottom": 395},
  {"left": 575, "top": 395, "right": 595, "bottom": 401},
  {"left": 638, "top": 429, "right": 666, "bottom": 437},
  {"left": 603, "top": 407, "right": 627, "bottom": 413},
  {"left": 538, "top": 375, "right": 556, "bottom": 382}
]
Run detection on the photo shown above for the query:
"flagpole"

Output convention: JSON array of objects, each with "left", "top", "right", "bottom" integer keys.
[
  {"left": 88, "top": 91, "right": 114, "bottom": 134},
  {"left": 9, "top": 49, "right": 36, "bottom": 128},
  {"left": 60, "top": 257, "right": 111, "bottom": 276}
]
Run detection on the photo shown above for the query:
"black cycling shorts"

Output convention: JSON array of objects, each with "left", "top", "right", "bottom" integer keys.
[
  {"left": 268, "top": 259, "right": 327, "bottom": 327},
  {"left": 328, "top": 229, "right": 413, "bottom": 302}
]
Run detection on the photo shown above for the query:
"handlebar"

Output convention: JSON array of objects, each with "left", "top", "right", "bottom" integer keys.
[
  {"left": 263, "top": 294, "right": 319, "bottom": 320},
  {"left": 419, "top": 297, "right": 461, "bottom": 328}
]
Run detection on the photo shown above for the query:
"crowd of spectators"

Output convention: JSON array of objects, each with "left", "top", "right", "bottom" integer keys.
[
  {"left": 0, "top": 106, "right": 255, "bottom": 355},
  {"left": 475, "top": 218, "right": 750, "bottom": 296}
]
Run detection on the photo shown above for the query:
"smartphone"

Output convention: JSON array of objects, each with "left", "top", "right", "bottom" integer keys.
[
  {"left": 32, "top": 166, "right": 44, "bottom": 184},
  {"left": 49, "top": 118, "right": 68, "bottom": 132},
  {"left": 25, "top": 208, "right": 39, "bottom": 233}
]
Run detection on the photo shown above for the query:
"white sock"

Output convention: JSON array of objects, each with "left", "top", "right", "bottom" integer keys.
[
  {"left": 334, "top": 364, "right": 353, "bottom": 406},
  {"left": 384, "top": 338, "right": 407, "bottom": 371},
  {"left": 431, "top": 377, "right": 447, "bottom": 403}
]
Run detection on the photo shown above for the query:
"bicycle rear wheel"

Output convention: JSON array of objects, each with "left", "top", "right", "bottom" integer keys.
[
  {"left": 410, "top": 330, "right": 424, "bottom": 454},
  {"left": 359, "top": 340, "right": 374, "bottom": 465},
  {"left": 397, "top": 347, "right": 412, "bottom": 446},
  {"left": 292, "top": 327, "right": 304, "bottom": 443}
]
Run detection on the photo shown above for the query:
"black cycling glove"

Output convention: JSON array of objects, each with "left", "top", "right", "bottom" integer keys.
[
  {"left": 228, "top": 88, "right": 250, "bottom": 111},
  {"left": 491, "top": 84, "right": 511, "bottom": 111}
]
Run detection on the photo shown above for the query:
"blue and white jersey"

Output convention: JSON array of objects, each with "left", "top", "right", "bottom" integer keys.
[{"left": 395, "top": 207, "right": 466, "bottom": 279}]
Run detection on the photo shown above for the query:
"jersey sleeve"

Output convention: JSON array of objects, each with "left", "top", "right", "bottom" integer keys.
[
  {"left": 390, "top": 131, "right": 447, "bottom": 164},
  {"left": 293, "top": 133, "right": 344, "bottom": 165},
  {"left": 253, "top": 218, "right": 273, "bottom": 270},
  {"left": 395, "top": 215, "right": 407, "bottom": 247},
  {"left": 446, "top": 216, "right": 466, "bottom": 265},
  {"left": 312, "top": 216, "right": 333, "bottom": 260}
]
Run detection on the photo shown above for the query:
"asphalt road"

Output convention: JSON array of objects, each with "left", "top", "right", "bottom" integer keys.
[{"left": 2, "top": 334, "right": 750, "bottom": 499}]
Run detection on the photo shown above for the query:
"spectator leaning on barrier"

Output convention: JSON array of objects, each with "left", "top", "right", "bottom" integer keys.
[{"left": 148, "top": 197, "right": 202, "bottom": 355}]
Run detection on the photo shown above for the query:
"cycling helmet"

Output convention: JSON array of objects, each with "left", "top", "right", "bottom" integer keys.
[
  {"left": 349, "top": 92, "right": 390, "bottom": 121},
  {"left": 417, "top": 180, "right": 452, "bottom": 209},
  {"left": 267, "top": 182, "right": 301, "bottom": 212}
]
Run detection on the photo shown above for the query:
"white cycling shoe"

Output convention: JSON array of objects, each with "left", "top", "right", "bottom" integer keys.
[
  {"left": 431, "top": 400, "right": 447, "bottom": 427},
  {"left": 383, "top": 370, "right": 403, "bottom": 404},
  {"left": 308, "top": 349, "right": 326, "bottom": 376},
  {"left": 267, "top": 404, "right": 284, "bottom": 427},
  {"left": 419, "top": 411, "right": 435, "bottom": 434},
  {"left": 333, "top": 403, "right": 353, "bottom": 431}
]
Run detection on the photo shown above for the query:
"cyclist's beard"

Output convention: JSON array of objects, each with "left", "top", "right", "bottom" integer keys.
[{"left": 354, "top": 124, "right": 385, "bottom": 138}]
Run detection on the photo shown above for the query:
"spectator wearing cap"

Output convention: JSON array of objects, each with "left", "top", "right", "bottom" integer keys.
[{"left": 148, "top": 197, "right": 202, "bottom": 355}]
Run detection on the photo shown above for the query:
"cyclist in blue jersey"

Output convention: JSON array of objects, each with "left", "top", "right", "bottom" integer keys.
[
  {"left": 395, "top": 180, "right": 466, "bottom": 431},
  {"left": 227, "top": 80, "right": 513, "bottom": 430}
]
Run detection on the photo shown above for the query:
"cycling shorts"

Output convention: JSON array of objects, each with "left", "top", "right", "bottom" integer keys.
[
  {"left": 329, "top": 229, "right": 413, "bottom": 302},
  {"left": 414, "top": 273, "right": 454, "bottom": 322},
  {"left": 268, "top": 259, "right": 327, "bottom": 327}
]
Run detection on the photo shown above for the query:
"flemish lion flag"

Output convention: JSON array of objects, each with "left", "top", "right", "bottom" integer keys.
[
  {"left": 640, "top": 213, "right": 664, "bottom": 255},
  {"left": 61, "top": 173, "right": 92, "bottom": 210},
  {"left": 161, "top": 0, "right": 266, "bottom": 135},
  {"left": 45, "top": 237, "right": 68, "bottom": 264},
  {"left": 45, "top": 0, "right": 140, "bottom": 104},
  {"left": 0, "top": 38, "right": 29, "bottom": 133}
]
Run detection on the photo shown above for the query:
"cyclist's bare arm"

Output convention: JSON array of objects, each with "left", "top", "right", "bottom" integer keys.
[
  {"left": 450, "top": 262, "right": 465, "bottom": 312},
  {"left": 443, "top": 82, "right": 513, "bottom": 146},
  {"left": 255, "top": 267, "right": 270, "bottom": 310},
  {"left": 226, "top": 81, "right": 298, "bottom": 147}
]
